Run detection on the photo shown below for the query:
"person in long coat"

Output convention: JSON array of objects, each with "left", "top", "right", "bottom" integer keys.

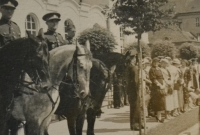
[
  {"left": 149, "top": 58, "right": 165, "bottom": 123},
  {"left": 166, "top": 58, "right": 180, "bottom": 117},
  {"left": 124, "top": 55, "right": 141, "bottom": 130},
  {"left": 160, "top": 59, "right": 174, "bottom": 120}
]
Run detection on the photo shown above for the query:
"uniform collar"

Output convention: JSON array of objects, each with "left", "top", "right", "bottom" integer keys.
[
  {"left": 0, "top": 17, "right": 12, "bottom": 24},
  {"left": 47, "top": 29, "right": 56, "bottom": 34}
]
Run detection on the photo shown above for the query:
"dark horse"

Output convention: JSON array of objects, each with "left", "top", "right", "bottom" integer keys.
[
  {"left": 0, "top": 31, "right": 51, "bottom": 135},
  {"left": 56, "top": 51, "right": 132, "bottom": 135},
  {"left": 86, "top": 58, "right": 109, "bottom": 135},
  {"left": 94, "top": 51, "right": 141, "bottom": 131},
  {"left": 55, "top": 58, "right": 109, "bottom": 135}
]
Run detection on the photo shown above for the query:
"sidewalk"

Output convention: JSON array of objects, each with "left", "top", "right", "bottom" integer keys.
[
  {"left": 179, "top": 123, "right": 199, "bottom": 135},
  {"left": 48, "top": 105, "right": 159, "bottom": 135}
]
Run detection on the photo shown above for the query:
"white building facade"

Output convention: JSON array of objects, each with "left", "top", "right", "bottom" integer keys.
[{"left": 3, "top": 0, "right": 148, "bottom": 53}]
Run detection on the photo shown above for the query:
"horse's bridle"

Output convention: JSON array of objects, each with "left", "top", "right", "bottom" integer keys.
[
  {"left": 18, "top": 39, "right": 49, "bottom": 94},
  {"left": 71, "top": 46, "right": 88, "bottom": 95}
]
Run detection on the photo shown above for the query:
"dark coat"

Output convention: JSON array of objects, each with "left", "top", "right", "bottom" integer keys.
[
  {"left": 44, "top": 30, "right": 68, "bottom": 51},
  {"left": 124, "top": 64, "right": 140, "bottom": 128},
  {"left": 0, "top": 18, "right": 21, "bottom": 47},
  {"left": 149, "top": 67, "right": 165, "bottom": 111}
]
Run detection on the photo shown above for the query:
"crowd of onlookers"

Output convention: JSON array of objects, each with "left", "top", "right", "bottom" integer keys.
[
  {"left": 114, "top": 56, "right": 200, "bottom": 124},
  {"left": 142, "top": 56, "right": 200, "bottom": 122}
]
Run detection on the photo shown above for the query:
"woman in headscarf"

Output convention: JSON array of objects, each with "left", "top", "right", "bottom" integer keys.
[{"left": 149, "top": 57, "right": 166, "bottom": 123}]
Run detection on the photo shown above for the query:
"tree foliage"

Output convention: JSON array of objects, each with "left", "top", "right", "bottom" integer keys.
[
  {"left": 78, "top": 26, "right": 117, "bottom": 55},
  {"left": 151, "top": 40, "right": 177, "bottom": 58},
  {"left": 108, "top": 0, "right": 174, "bottom": 35},
  {"left": 124, "top": 42, "right": 150, "bottom": 58},
  {"left": 179, "top": 43, "right": 199, "bottom": 60}
]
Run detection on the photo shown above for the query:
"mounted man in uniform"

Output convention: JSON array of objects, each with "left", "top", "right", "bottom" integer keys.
[
  {"left": 0, "top": 0, "right": 20, "bottom": 48},
  {"left": 0, "top": 0, "right": 23, "bottom": 134},
  {"left": 42, "top": 12, "right": 68, "bottom": 51}
]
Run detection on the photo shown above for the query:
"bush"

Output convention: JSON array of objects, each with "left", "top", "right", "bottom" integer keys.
[
  {"left": 179, "top": 43, "right": 199, "bottom": 60},
  {"left": 151, "top": 40, "right": 177, "bottom": 58},
  {"left": 78, "top": 26, "right": 117, "bottom": 55},
  {"left": 124, "top": 42, "right": 150, "bottom": 58}
]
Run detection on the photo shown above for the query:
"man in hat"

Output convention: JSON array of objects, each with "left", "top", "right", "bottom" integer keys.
[
  {"left": 0, "top": 0, "right": 22, "bottom": 134},
  {"left": 0, "top": 0, "right": 20, "bottom": 47},
  {"left": 42, "top": 12, "right": 68, "bottom": 51}
]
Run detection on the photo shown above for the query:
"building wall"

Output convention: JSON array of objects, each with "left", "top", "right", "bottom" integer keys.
[
  {"left": 177, "top": 13, "right": 200, "bottom": 37},
  {"left": 1, "top": 0, "right": 149, "bottom": 53},
  {"left": 4, "top": 0, "right": 106, "bottom": 39}
]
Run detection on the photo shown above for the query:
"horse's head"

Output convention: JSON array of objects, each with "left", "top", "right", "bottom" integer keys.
[
  {"left": 68, "top": 40, "right": 92, "bottom": 99},
  {"left": 23, "top": 29, "right": 51, "bottom": 91}
]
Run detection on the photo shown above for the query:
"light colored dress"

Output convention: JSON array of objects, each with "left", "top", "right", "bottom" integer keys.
[
  {"left": 160, "top": 67, "right": 174, "bottom": 111},
  {"left": 167, "top": 65, "right": 179, "bottom": 109},
  {"left": 177, "top": 68, "right": 184, "bottom": 109}
]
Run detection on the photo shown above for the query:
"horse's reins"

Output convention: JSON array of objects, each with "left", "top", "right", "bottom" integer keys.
[{"left": 0, "top": 39, "right": 46, "bottom": 125}]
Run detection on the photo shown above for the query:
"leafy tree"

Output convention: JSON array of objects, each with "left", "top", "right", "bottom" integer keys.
[
  {"left": 108, "top": 1, "right": 174, "bottom": 131},
  {"left": 78, "top": 26, "right": 117, "bottom": 55},
  {"left": 124, "top": 42, "right": 150, "bottom": 58},
  {"left": 108, "top": 0, "right": 174, "bottom": 35},
  {"left": 108, "top": 0, "right": 174, "bottom": 62},
  {"left": 179, "top": 42, "right": 199, "bottom": 60},
  {"left": 151, "top": 40, "right": 177, "bottom": 58}
]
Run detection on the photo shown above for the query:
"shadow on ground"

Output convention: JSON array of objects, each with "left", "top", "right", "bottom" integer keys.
[
  {"left": 83, "top": 128, "right": 131, "bottom": 133},
  {"left": 100, "top": 111, "right": 130, "bottom": 123}
]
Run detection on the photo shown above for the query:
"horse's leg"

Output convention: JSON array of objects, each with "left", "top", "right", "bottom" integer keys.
[
  {"left": 0, "top": 122, "right": 9, "bottom": 135},
  {"left": 76, "top": 111, "right": 86, "bottom": 135},
  {"left": 8, "top": 116, "right": 21, "bottom": 135},
  {"left": 86, "top": 108, "right": 96, "bottom": 135},
  {"left": 39, "top": 115, "right": 53, "bottom": 135},
  {"left": 0, "top": 96, "right": 10, "bottom": 135},
  {"left": 25, "top": 120, "right": 41, "bottom": 135},
  {"left": 67, "top": 116, "right": 77, "bottom": 135}
]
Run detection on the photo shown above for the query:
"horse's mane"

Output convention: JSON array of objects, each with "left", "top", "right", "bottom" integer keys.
[
  {"left": 81, "top": 45, "right": 92, "bottom": 60},
  {"left": 93, "top": 52, "right": 124, "bottom": 69},
  {"left": 0, "top": 36, "right": 40, "bottom": 90},
  {"left": 91, "top": 58, "right": 109, "bottom": 79},
  {"left": 92, "top": 58, "right": 107, "bottom": 69}
]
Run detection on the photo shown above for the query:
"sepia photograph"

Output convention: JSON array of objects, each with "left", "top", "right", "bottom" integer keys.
[{"left": 0, "top": 0, "right": 199, "bottom": 135}]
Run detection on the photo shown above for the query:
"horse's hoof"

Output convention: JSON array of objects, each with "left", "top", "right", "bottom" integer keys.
[{"left": 87, "top": 132, "right": 95, "bottom": 135}]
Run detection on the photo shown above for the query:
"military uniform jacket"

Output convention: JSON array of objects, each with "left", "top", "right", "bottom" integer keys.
[
  {"left": 44, "top": 30, "right": 67, "bottom": 51},
  {"left": 0, "top": 18, "right": 21, "bottom": 47}
]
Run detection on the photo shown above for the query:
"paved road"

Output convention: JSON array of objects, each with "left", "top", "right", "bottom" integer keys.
[
  {"left": 48, "top": 106, "right": 160, "bottom": 135},
  {"left": 48, "top": 106, "right": 200, "bottom": 135},
  {"left": 179, "top": 123, "right": 200, "bottom": 135}
]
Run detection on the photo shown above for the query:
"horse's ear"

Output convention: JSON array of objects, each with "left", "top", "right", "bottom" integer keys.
[
  {"left": 125, "top": 51, "right": 131, "bottom": 57},
  {"left": 38, "top": 28, "right": 45, "bottom": 40},
  {"left": 85, "top": 39, "right": 90, "bottom": 51},
  {"left": 26, "top": 30, "right": 31, "bottom": 37},
  {"left": 76, "top": 44, "right": 85, "bottom": 54}
]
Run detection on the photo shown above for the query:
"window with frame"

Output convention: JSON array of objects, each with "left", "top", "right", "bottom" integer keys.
[
  {"left": 196, "top": 17, "right": 200, "bottom": 27},
  {"left": 25, "top": 14, "right": 38, "bottom": 36}
]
